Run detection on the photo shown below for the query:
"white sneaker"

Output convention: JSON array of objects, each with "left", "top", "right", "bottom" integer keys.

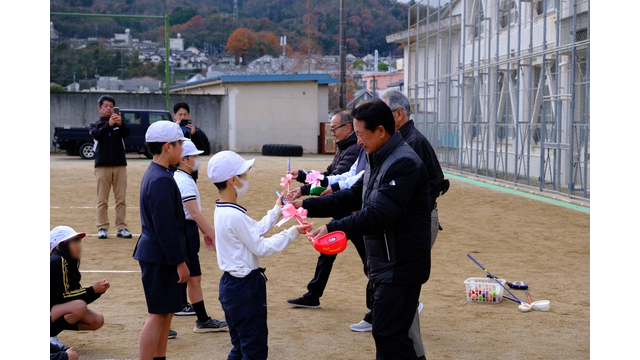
[
  {"left": 418, "top": 302, "right": 424, "bottom": 314},
  {"left": 50, "top": 336, "right": 69, "bottom": 350},
  {"left": 349, "top": 320, "right": 373, "bottom": 332}
]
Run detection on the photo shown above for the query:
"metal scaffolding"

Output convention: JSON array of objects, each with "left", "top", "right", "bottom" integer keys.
[{"left": 401, "top": 0, "right": 590, "bottom": 200}]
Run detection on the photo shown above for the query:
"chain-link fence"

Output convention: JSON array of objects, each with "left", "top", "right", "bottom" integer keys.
[{"left": 403, "top": 0, "right": 589, "bottom": 200}]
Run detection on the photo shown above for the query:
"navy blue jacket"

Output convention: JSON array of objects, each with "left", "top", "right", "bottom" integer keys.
[
  {"left": 89, "top": 117, "right": 131, "bottom": 167},
  {"left": 133, "top": 162, "right": 187, "bottom": 266}
]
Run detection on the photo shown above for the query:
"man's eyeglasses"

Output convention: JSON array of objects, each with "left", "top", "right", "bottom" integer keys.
[{"left": 330, "top": 123, "right": 350, "bottom": 133}]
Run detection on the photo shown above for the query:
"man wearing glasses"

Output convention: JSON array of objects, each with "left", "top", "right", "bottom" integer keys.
[
  {"left": 287, "top": 111, "right": 360, "bottom": 198},
  {"left": 285, "top": 111, "right": 361, "bottom": 309}
]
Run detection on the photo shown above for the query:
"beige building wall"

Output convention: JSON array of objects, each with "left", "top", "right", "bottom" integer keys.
[
  {"left": 172, "top": 80, "right": 323, "bottom": 153},
  {"left": 232, "top": 81, "right": 319, "bottom": 153}
]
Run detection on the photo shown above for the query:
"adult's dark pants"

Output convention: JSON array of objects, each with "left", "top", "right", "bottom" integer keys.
[
  {"left": 303, "top": 235, "right": 367, "bottom": 300},
  {"left": 371, "top": 282, "right": 422, "bottom": 360},
  {"left": 219, "top": 268, "right": 268, "bottom": 360}
]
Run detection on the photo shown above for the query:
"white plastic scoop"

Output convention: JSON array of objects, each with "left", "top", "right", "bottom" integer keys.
[
  {"left": 532, "top": 300, "right": 550, "bottom": 311},
  {"left": 518, "top": 303, "right": 532, "bottom": 312}
]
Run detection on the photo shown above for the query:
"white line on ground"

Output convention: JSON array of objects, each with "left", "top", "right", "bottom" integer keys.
[
  {"left": 80, "top": 270, "right": 140, "bottom": 273},
  {"left": 50, "top": 206, "right": 139, "bottom": 209},
  {"left": 85, "top": 234, "right": 141, "bottom": 237}
]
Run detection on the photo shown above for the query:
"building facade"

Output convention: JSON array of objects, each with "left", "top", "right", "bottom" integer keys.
[
  {"left": 387, "top": 0, "right": 590, "bottom": 200},
  {"left": 170, "top": 74, "right": 337, "bottom": 153}
]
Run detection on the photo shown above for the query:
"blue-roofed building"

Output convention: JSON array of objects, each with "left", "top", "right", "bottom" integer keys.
[{"left": 170, "top": 74, "right": 338, "bottom": 153}]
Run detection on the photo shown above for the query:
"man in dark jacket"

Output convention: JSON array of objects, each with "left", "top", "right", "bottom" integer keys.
[
  {"left": 88, "top": 95, "right": 132, "bottom": 239},
  {"left": 289, "top": 111, "right": 360, "bottom": 197},
  {"left": 286, "top": 111, "right": 363, "bottom": 308},
  {"left": 380, "top": 90, "right": 448, "bottom": 248},
  {"left": 301, "top": 99, "right": 431, "bottom": 359}
]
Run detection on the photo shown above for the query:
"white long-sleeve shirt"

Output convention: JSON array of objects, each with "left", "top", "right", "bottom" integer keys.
[
  {"left": 326, "top": 157, "right": 365, "bottom": 190},
  {"left": 214, "top": 201, "right": 299, "bottom": 278}
]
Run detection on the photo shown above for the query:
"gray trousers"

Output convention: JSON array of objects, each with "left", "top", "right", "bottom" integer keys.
[{"left": 408, "top": 205, "right": 440, "bottom": 358}]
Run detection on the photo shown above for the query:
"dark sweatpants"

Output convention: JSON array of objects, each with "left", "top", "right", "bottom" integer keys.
[
  {"left": 303, "top": 235, "right": 367, "bottom": 300},
  {"left": 371, "top": 282, "right": 422, "bottom": 360},
  {"left": 219, "top": 268, "right": 268, "bottom": 360}
]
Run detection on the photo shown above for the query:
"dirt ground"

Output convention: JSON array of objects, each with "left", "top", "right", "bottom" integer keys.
[{"left": 50, "top": 153, "right": 590, "bottom": 360}]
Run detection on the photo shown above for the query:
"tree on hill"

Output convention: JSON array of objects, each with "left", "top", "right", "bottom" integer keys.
[{"left": 226, "top": 28, "right": 257, "bottom": 59}]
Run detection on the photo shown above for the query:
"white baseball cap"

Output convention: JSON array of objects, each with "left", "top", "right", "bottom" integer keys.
[
  {"left": 145, "top": 121, "right": 188, "bottom": 143},
  {"left": 207, "top": 151, "right": 255, "bottom": 183},
  {"left": 181, "top": 139, "right": 204, "bottom": 157},
  {"left": 50, "top": 226, "right": 86, "bottom": 250}
]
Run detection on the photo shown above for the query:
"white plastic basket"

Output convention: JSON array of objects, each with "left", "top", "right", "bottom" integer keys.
[{"left": 464, "top": 277, "right": 506, "bottom": 304}]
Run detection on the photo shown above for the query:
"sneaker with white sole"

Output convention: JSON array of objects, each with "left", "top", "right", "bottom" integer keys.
[
  {"left": 117, "top": 228, "right": 133, "bottom": 238},
  {"left": 50, "top": 336, "right": 69, "bottom": 350},
  {"left": 175, "top": 304, "right": 195, "bottom": 316},
  {"left": 168, "top": 329, "right": 177, "bottom": 339},
  {"left": 418, "top": 302, "right": 424, "bottom": 314},
  {"left": 97, "top": 228, "right": 108, "bottom": 239},
  {"left": 349, "top": 320, "right": 373, "bottom": 332},
  {"left": 286, "top": 296, "right": 321, "bottom": 309},
  {"left": 193, "top": 318, "right": 228, "bottom": 333}
]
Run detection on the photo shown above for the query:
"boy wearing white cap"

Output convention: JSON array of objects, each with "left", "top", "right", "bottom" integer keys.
[
  {"left": 208, "top": 151, "right": 312, "bottom": 360},
  {"left": 50, "top": 226, "right": 109, "bottom": 352},
  {"left": 133, "top": 121, "right": 189, "bottom": 360},
  {"left": 173, "top": 140, "right": 228, "bottom": 333}
]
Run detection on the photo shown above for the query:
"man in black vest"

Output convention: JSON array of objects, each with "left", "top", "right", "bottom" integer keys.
[{"left": 297, "top": 99, "right": 431, "bottom": 360}]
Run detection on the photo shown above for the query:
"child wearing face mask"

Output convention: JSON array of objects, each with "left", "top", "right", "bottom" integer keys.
[
  {"left": 173, "top": 140, "right": 229, "bottom": 333},
  {"left": 207, "top": 151, "right": 312, "bottom": 360}
]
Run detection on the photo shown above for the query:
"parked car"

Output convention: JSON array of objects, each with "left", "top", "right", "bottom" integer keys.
[{"left": 53, "top": 109, "right": 211, "bottom": 159}]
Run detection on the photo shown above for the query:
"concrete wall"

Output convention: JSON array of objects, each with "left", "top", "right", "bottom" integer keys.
[
  {"left": 173, "top": 80, "right": 325, "bottom": 153},
  {"left": 50, "top": 93, "right": 227, "bottom": 152},
  {"left": 232, "top": 81, "right": 320, "bottom": 153}
]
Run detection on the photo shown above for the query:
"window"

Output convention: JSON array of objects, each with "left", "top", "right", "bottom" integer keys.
[
  {"left": 149, "top": 113, "right": 172, "bottom": 124},
  {"left": 500, "top": 0, "right": 518, "bottom": 28},
  {"left": 473, "top": 1, "right": 485, "bottom": 38},
  {"left": 122, "top": 112, "right": 142, "bottom": 125},
  {"left": 535, "top": 0, "right": 555, "bottom": 15}
]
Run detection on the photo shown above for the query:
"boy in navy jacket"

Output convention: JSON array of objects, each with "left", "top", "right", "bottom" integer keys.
[{"left": 133, "top": 121, "right": 189, "bottom": 360}]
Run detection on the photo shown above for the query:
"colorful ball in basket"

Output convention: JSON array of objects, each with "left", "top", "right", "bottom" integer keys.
[{"left": 312, "top": 231, "right": 348, "bottom": 255}]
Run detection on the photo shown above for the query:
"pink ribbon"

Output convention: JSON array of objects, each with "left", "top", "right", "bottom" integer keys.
[
  {"left": 277, "top": 203, "right": 308, "bottom": 227},
  {"left": 280, "top": 173, "right": 293, "bottom": 193},
  {"left": 305, "top": 170, "right": 325, "bottom": 188}
]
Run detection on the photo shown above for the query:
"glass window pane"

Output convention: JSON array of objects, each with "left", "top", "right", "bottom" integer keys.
[
  {"left": 122, "top": 112, "right": 141, "bottom": 125},
  {"left": 149, "top": 113, "right": 172, "bottom": 124}
]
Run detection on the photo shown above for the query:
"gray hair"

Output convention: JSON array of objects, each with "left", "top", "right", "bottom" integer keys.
[
  {"left": 380, "top": 90, "right": 410, "bottom": 119},
  {"left": 336, "top": 110, "right": 353, "bottom": 125}
]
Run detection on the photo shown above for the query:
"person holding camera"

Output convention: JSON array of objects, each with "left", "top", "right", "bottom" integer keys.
[
  {"left": 173, "top": 103, "right": 199, "bottom": 182},
  {"left": 89, "top": 95, "right": 132, "bottom": 240},
  {"left": 174, "top": 102, "right": 196, "bottom": 138}
]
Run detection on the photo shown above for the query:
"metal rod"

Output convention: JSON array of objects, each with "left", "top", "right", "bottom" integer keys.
[
  {"left": 339, "top": 0, "right": 346, "bottom": 110},
  {"left": 435, "top": 0, "right": 441, "bottom": 154},
  {"left": 460, "top": 0, "right": 466, "bottom": 172},
  {"left": 414, "top": 4, "right": 421, "bottom": 120},
  {"left": 515, "top": 0, "right": 522, "bottom": 183},
  {"left": 568, "top": 0, "right": 578, "bottom": 196},
  {"left": 493, "top": 0, "right": 500, "bottom": 180}
]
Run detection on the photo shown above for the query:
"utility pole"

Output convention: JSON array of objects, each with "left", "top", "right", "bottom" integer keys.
[
  {"left": 339, "top": 0, "right": 347, "bottom": 110},
  {"left": 233, "top": 0, "right": 238, "bottom": 20}
]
